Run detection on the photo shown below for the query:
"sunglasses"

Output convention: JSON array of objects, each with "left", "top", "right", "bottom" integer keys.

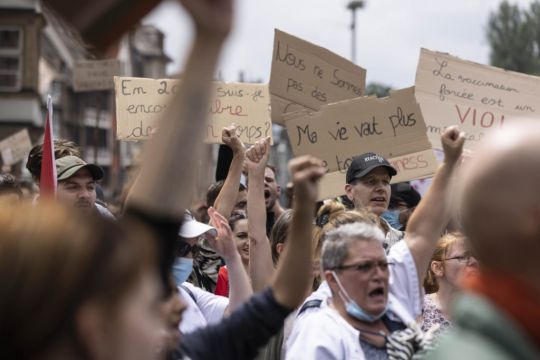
[{"left": 177, "top": 240, "right": 198, "bottom": 257}]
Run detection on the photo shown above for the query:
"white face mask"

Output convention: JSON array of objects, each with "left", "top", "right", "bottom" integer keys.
[
  {"left": 172, "top": 257, "right": 193, "bottom": 286},
  {"left": 331, "top": 271, "right": 388, "bottom": 323}
]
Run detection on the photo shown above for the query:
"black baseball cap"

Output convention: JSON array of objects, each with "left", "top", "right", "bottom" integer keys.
[{"left": 346, "top": 152, "right": 397, "bottom": 184}]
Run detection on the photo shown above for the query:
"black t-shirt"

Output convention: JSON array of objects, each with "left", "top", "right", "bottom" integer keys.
[{"left": 266, "top": 211, "right": 275, "bottom": 236}]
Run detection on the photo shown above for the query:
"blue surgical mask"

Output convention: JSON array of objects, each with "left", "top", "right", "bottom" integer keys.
[
  {"left": 172, "top": 257, "right": 193, "bottom": 286},
  {"left": 332, "top": 271, "right": 388, "bottom": 323},
  {"left": 381, "top": 210, "right": 402, "bottom": 230}
]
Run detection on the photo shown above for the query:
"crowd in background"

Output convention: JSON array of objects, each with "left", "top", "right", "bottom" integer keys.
[{"left": 1, "top": 0, "right": 539, "bottom": 359}]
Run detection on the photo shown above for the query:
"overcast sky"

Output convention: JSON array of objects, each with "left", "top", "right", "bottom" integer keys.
[{"left": 143, "top": 0, "right": 535, "bottom": 89}]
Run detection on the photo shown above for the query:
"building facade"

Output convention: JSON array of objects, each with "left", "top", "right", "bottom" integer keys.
[{"left": 0, "top": 0, "right": 172, "bottom": 201}]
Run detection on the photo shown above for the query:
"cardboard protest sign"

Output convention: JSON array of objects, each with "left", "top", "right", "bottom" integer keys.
[
  {"left": 409, "top": 148, "right": 473, "bottom": 196},
  {"left": 114, "top": 77, "right": 272, "bottom": 144},
  {"left": 73, "top": 59, "right": 121, "bottom": 92},
  {"left": 269, "top": 29, "right": 366, "bottom": 125},
  {"left": 415, "top": 48, "right": 540, "bottom": 150},
  {"left": 284, "top": 87, "right": 438, "bottom": 200},
  {"left": 0, "top": 128, "right": 32, "bottom": 166}
]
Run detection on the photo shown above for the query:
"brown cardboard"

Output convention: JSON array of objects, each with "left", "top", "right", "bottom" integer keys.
[
  {"left": 0, "top": 128, "right": 32, "bottom": 166},
  {"left": 415, "top": 48, "right": 540, "bottom": 150},
  {"left": 114, "top": 77, "right": 272, "bottom": 144},
  {"left": 285, "top": 87, "right": 438, "bottom": 200},
  {"left": 73, "top": 59, "right": 121, "bottom": 92},
  {"left": 269, "top": 29, "right": 366, "bottom": 125}
]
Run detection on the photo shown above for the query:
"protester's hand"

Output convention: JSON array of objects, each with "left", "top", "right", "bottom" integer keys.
[
  {"left": 179, "top": 0, "right": 233, "bottom": 40},
  {"left": 441, "top": 126, "right": 466, "bottom": 165},
  {"left": 207, "top": 207, "right": 238, "bottom": 261},
  {"left": 222, "top": 125, "right": 245, "bottom": 157},
  {"left": 245, "top": 137, "right": 271, "bottom": 176},
  {"left": 289, "top": 156, "right": 326, "bottom": 204},
  {"left": 286, "top": 182, "right": 295, "bottom": 208}
]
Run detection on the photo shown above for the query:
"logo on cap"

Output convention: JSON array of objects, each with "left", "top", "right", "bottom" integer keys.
[{"left": 364, "top": 155, "right": 385, "bottom": 163}]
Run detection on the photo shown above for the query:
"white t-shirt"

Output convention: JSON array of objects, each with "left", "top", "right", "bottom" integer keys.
[
  {"left": 178, "top": 282, "right": 229, "bottom": 334},
  {"left": 286, "top": 240, "right": 421, "bottom": 359},
  {"left": 287, "top": 306, "right": 365, "bottom": 360}
]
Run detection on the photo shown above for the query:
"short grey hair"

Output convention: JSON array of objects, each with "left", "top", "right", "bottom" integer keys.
[{"left": 321, "top": 222, "right": 385, "bottom": 271}]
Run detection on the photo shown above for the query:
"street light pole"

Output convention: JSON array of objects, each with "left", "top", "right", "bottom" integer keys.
[{"left": 347, "top": 0, "right": 365, "bottom": 64}]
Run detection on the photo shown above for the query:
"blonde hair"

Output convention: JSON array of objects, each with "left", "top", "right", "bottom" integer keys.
[
  {"left": 270, "top": 209, "right": 293, "bottom": 264},
  {"left": 0, "top": 201, "right": 156, "bottom": 358},
  {"left": 314, "top": 201, "right": 378, "bottom": 260},
  {"left": 423, "top": 232, "right": 464, "bottom": 294}
]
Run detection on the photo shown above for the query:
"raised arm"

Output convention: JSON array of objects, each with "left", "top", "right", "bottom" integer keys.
[
  {"left": 177, "top": 157, "right": 324, "bottom": 360},
  {"left": 271, "top": 156, "right": 325, "bottom": 309},
  {"left": 213, "top": 126, "right": 245, "bottom": 220},
  {"left": 207, "top": 207, "right": 252, "bottom": 314},
  {"left": 405, "top": 126, "right": 465, "bottom": 283},
  {"left": 126, "top": 0, "right": 232, "bottom": 219},
  {"left": 246, "top": 138, "right": 274, "bottom": 291}
]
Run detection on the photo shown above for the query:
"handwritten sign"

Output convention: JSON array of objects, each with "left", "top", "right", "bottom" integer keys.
[
  {"left": 73, "top": 59, "right": 121, "bottom": 92},
  {"left": 0, "top": 128, "right": 32, "bottom": 166},
  {"left": 114, "top": 77, "right": 272, "bottom": 144},
  {"left": 284, "top": 87, "right": 437, "bottom": 200},
  {"left": 269, "top": 29, "right": 366, "bottom": 125},
  {"left": 415, "top": 48, "right": 540, "bottom": 150}
]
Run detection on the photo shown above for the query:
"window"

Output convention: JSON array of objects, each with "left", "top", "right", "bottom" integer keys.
[{"left": 0, "top": 27, "right": 23, "bottom": 92}]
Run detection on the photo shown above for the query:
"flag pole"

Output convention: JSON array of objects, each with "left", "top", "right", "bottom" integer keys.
[{"left": 39, "top": 95, "right": 57, "bottom": 198}]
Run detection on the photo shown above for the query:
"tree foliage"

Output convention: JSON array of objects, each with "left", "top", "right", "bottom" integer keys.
[
  {"left": 487, "top": 1, "right": 540, "bottom": 74},
  {"left": 365, "top": 82, "right": 392, "bottom": 98}
]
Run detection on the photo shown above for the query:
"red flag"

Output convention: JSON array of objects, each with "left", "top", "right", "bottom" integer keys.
[{"left": 40, "top": 95, "right": 56, "bottom": 197}]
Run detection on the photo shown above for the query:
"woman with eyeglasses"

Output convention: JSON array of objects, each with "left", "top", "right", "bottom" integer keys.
[
  {"left": 286, "top": 127, "right": 466, "bottom": 360},
  {"left": 421, "top": 232, "right": 479, "bottom": 336}
]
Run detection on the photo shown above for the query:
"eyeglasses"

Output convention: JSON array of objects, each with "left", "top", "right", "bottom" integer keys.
[
  {"left": 334, "top": 260, "right": 395, "bottom": 275},
  {"left": 445, "top": 255, "right": 474, "bottom": 264}
]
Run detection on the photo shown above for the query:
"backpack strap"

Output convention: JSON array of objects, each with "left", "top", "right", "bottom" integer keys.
[
  {"left": 179, "top": 284, "right": 197, "bottom": 304},
  {"left": 297, "top": 299, "right": 323, "bottom": 316}
]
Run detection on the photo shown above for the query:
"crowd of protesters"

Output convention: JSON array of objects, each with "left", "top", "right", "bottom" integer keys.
[{"left": 1, "top": 0, "right": 539, "bottom": 359}]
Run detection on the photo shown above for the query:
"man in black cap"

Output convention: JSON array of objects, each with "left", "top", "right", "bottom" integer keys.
[{"left": 345, "top": 152, "right": 403, "bottom": 248}]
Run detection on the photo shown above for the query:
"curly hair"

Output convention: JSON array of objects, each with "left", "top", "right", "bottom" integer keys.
[{"left": 26, "top": 139, "right": 81, "bottom": 181}]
